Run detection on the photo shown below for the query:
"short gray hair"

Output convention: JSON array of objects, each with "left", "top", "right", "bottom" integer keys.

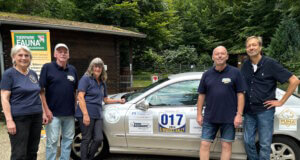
[
  {"left": 246, "top": 36, "right": 263, "bottom": 47},
  {"left": 212, "top": 45, "right": 228, "bottom": 55},
  {"left": 10, "top": 45, "right": 32, "bottom": 65},
  {"left": 85, "top": 57, "right": 107, "bottom": 82}
]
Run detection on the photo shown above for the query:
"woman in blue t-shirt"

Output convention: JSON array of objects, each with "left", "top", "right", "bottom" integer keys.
[
  {"left": 75, "top": 57, "right": 125, "bottom": 160},
  {"left": 0, "top": 45, "right": 48, "bottom": 159}
]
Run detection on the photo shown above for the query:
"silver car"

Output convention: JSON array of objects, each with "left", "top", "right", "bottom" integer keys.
[{"left": 71, "top": 72, "right": 300, "bottom": 160}]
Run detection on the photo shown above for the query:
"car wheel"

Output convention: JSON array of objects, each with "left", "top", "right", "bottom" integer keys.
[
  {"left": 270, "top": 136, "right": 300, "bottom": 160},
  {"left": 71, "top": 129, "right": 108, "bottom": 160}
]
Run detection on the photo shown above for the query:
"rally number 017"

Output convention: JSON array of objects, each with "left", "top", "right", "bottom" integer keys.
[{"left": 161, "top": 114, "right": 183, "bottom": 125}]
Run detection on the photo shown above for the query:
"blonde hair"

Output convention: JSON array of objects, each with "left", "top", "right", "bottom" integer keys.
[
  {"left": 85, "top": 57, "right": 107, "bottom": 82},
  {"left": 246, "top": 36, "right": 263, "bottom": 47},
  {"left": 10, "top": 45, "right": 32, "bottom": 66}
]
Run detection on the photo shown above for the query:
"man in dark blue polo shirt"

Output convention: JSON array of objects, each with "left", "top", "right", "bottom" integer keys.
[
  {"left": 197, "top": 46, "right": 246, "bottom": 160},
  {"left": 241, "top": 36, "right": 299, "bottom": 160},
  {"left": 39, "top": 43, "right": 78, "bottom": 160}
]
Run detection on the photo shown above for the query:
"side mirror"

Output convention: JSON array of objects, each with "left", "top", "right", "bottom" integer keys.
[{"left": 136, "top": 99, "right": 149, "bottom": 111}]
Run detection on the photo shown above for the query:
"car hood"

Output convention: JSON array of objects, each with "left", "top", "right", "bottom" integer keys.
[
  {"left": 108, "top": 92, "right": 128, "bottom": 99},
  {"left": 102, "top": 92, "right": 130, "bottom": 110}
]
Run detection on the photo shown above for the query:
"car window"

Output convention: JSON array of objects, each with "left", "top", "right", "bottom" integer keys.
[{"left": 145, "top": 80, "right": 200, "bottom": 106}]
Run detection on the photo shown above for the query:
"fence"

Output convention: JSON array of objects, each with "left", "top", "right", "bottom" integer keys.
[{"left": 119, "top": 64, "right": 209, "bottom": 91}]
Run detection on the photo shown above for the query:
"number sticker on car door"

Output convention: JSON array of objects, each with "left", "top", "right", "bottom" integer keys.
[{"left": 158, "top": 112, "right": 186, "bottom": 133}]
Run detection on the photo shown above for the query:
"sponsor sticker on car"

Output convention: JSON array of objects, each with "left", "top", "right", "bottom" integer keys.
[
  {"left": 129, "top": 111, "right": 153, "bottom": 134},
  {"left": 278, "top": 108, "right": 297, "bottom": 131},
  {"left": 189, "top": 119, "right": 202, "bottom": 134}
]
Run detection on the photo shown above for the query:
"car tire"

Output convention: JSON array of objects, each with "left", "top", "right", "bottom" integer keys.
[
  {"left": 270, "top": 136, "right": 300, "bottom": 160},
  {"left": 71, "top": 128, "right": 109, "bottom": 160}
]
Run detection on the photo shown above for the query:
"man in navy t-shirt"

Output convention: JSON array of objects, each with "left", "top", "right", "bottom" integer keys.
[
  {"left": 39, "top": 43, "right": 78, "bottom": 160},
  {"left": 241, "top": 36, "right": 299, "bottom": 160},
  {"left": 197, "top": 46, "right": 246, "bottom": 160}
]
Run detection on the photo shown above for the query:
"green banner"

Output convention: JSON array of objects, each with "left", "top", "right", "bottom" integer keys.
[{"left": 14, "top": 33, "right": 47, "bottom": 51}]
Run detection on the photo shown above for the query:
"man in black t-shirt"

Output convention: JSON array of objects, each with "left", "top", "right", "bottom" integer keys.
[{"left": 197, "top": 46, "right": 246, "bottom": 160}]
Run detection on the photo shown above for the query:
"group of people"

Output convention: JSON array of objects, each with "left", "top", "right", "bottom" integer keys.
[
  {"left": 0, "top": 36, "right": 299, "bottom": 160},
  {"left": 0, "top": 43, "right": 125, "bottom": 160},
  {"left": 197, "top": 36, "right": 300, "bottom": 160}
]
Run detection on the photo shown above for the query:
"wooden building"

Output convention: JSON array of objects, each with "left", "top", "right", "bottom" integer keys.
[{"left": 0, "top": 12, "right": 146, "bottom": 93}]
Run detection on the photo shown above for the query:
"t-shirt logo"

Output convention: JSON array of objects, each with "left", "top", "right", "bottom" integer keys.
[
  {"left": 67, "top": 75, "right": 75, "bottom": 82},
  {"left": 29, "top": 74, "right": 38, "bottom": 83},
  {"left": 222, "top": 78, "right": 231, "bottom": 84}
]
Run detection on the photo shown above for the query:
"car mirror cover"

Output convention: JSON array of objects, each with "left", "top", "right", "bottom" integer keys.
[{"left": 136, "top": 99, "right": 149, "bottom": 111}]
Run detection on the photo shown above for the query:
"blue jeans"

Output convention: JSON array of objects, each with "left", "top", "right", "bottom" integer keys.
[
  {"left": 201, "top": 122, "right": 235, "bottom": 142},
  {"left": 46, "top": 116, "right": 75, "bottom": 160},
  {"left": 243, "top": 109, "right": 275, "bottom": 160}
]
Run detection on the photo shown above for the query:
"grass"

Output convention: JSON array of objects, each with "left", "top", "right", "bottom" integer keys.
[
  {"left": 133, "top": 79, "right": 152, "bottom": 87},
  {"left": 132, "top": 71, "right": 168, "bottom": 88}
]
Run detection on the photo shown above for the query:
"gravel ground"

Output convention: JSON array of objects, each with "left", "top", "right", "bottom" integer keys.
[{"left": 0, "top": 122, "right": 46, "bottom": 160}]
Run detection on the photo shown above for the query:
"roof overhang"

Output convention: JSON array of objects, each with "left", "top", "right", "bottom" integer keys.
[{"left": 0, "top": 12, "right": 146, "bottom": 38}]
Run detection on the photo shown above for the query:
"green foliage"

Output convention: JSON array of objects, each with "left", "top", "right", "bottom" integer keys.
[
  {"left": 133, "top": 48, "right": 164, "bottom": 71},
  {"left": 1, "top": 0, "right": 300, "bottom": 73},
  {"left": 199, "top": 53, "right": 213, "bottom": 67},
  {"left": 238, "top": 0, "right": 281, "bottom": 45},
  {"left": 267, "top": 17, "right": 300, "bottom": 72},
  {"left": 163, "top": 45, "right": 198, "bottom": 65},
  {"left": 0, "top": 0, "right": 78, "bottom": 20},
  {"left": 105, "top": 2, "right": 140, "bottom": 27}
]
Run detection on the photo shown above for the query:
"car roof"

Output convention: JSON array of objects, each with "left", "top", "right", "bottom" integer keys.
[{"left": 168, "top": 72, "right": 203, "bottom": 80}]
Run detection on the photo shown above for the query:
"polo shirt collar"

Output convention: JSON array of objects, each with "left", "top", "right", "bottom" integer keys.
[
  {"left": 213, "top": 64, "right": 229, "bottom": 73},
  {"left": 257, "top": 55, "right": 266, "bottom": 67},
  {"left": 249, "top": 55, "right": 265, "bottom": 71},
  {"left": 90, "top": 75, "right": 103, "bottom": 85},
  {"left": 53, "top": 61, "right": 69, "bottom": 71}
]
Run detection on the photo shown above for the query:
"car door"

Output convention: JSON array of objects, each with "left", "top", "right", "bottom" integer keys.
[{"left": 125, "top": 79, "right": 215, "bottom": 152}]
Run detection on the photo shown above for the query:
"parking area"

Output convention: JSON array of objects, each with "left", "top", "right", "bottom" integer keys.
[
  {"left": 0, "top": 122, "right": 199, "bottom": 160},
  {"left": 0, "top": 122, "right": 46, "bottom": 159}
]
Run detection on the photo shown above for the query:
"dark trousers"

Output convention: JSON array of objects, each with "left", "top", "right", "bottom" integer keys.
[
  {"left": 79, "top": 118, "right": 103, "bottom": 160},
  {"left": 9, "top": 113, "right": 42, "bottom": 160}
]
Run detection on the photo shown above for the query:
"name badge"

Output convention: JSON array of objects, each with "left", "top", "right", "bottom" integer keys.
[{"left": 222, "top": 78, "right": 231, "bottom": 84}]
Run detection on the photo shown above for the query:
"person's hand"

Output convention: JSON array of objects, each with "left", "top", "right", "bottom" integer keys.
[
  {"left": 197, "top": 114, "right": 203, "bottom": 126},
  {"left": 46, "top": 109, "right": 53, "bottom": 123},
  {"left": 83, "top": 114, "right": 90, "bottom": 126},
  {"left": 234, "top": 114, "right": 243, "bottom": 128},
  {"left": 264, "top": 100, "right": 283, "bottom": 109},
  {"left": 42, "top": 112, "right": 49, "bottom": 125},
  {"left": 6, "top": 120, "right": 16, "bottom": 135},
  {"left": 119, "top": 98, "right": 126, "bottom": 104}
]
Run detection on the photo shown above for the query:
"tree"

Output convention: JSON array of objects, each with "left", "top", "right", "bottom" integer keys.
[
  {"left": 238, "top": 0, "right": 281, "bottom": 46},
  {"left": 163, "top": 45, "right": 198, "bottom": 65},
  {"left": 0, "top": 0, "right": 78, "bottom": 20},
  {"left": 267, "top": 17, "right": 300, "bottom": 72}
]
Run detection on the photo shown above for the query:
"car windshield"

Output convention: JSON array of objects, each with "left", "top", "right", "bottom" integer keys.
[{"left": 123, "top": 78, "right": 169, "bottom": 101}]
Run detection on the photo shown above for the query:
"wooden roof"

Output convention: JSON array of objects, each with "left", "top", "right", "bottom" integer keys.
[{"left": 0, "top": 12, "right": 146, "bottom": 38}]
